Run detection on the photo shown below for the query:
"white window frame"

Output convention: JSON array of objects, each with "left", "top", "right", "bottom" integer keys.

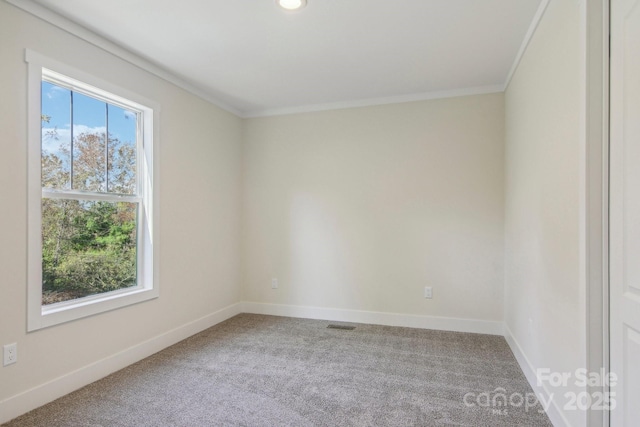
[{"left": 26, "top": 50, "right": 160, "bottom": 331}]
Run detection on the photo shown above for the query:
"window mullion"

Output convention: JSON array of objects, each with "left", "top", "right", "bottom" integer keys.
[
  {"left": 70, "top": 90, "right": 74, "bottom": 190},
  {"left": 105, "top": 103, "right": 109, "bottom": 192}
]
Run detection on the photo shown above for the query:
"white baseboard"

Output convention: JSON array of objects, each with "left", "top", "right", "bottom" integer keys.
[
  {"left": 0, "top": 302, "right": 242, "bottom": 425},
  {"left": 0, "top": 302, "right": 513, "bottom": 424},
  {"left": 241, "top": 301, "right": 504, "bottom": 335},
  {"left": 504, "top": 324, "right": 570, "bottom": 427}
]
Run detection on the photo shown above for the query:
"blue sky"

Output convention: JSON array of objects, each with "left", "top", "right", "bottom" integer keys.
[{"left": 41, "top": 81, "right": 137, "bottom": 155}]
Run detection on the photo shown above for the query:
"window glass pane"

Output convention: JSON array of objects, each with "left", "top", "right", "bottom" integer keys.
[
  {"left": 72, "top": 92, "right": 107, "bottom": 192},
  {"left": 41, "top": 198, "right": 138, "bottom": 305},
  {"left": 41, "top": 81, "right": 71, "bottom": 189},
  {"left": 107, "top": 105, "right": 137, "bottom": 194}
]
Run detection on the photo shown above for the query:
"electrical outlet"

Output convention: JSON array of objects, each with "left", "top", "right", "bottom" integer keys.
[
  {"left": 424, "top": 286, "right": 433, "bottom": 299},
  {"left": 271, "top": 278, "right": 279, "bottom": 289},
  {"left": 3, "top": 343, "right": 17, "bottom": 366}
]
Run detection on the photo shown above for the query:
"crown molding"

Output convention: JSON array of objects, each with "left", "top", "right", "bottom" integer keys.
[
  {"left": 4, "top": 0, "right": 243, "bottom": 117},
  {"left": 244, "top": 84, "right": 505, "bottom": 118},
  {"left": 503, "top": 0, "right": 552, "bottom": 91}
]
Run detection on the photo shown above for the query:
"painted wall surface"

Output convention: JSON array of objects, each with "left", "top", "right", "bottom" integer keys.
[
  {"left": 242, "top": 94, "right": 505, "bottom": 321},
  {"left": 504, "top": 1, "right": 585, "bottom": 425},
  {"left": 0, "top": 0, "right": 593, "bottom": 424},
  {"left": 0, "top": 0, "right": 242, "bottom": 410}
]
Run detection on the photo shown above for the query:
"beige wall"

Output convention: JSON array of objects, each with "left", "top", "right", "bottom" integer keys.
[
  {"left": 0, "top": 0, "right": 242, "bottom": 410},
  {"left": 504, "top": 0, "right": 585, "bottom": 425},
  {"left": 242, "top": 94, "right": 505, "bottom": 321},
  {"left": 1, "top": 0, "right": 594, "bottom": 424}
]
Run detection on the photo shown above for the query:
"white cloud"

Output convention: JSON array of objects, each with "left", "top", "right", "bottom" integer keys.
[
  {"left": 42, "top": 127, "right": 68, "bottom": 155},
  {"left": 45, "top": 84, "right": 67, "bottom": 99},
  {"left": 73, "top": 125, "right": 106, "bottom": 135},
  {"left": 41, "top": 125, "right": 107, "bottom": 155}
]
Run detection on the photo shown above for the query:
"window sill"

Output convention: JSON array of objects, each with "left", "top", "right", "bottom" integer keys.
[{"left": 29, "top": 286, "right": 159, "bottom": 332}]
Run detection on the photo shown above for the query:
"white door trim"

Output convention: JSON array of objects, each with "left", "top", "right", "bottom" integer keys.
[{"left": 583, "top": 0, "right": 610, "bottom": 426}]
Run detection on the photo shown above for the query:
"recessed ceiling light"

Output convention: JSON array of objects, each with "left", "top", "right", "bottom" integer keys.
[{"left": 277, "top": 0, "right": 307, "bottom": 11}]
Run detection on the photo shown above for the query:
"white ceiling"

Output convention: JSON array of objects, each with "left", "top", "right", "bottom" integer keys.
[{"left": 30, "top": 0, "right": 542, "bottom": 117}]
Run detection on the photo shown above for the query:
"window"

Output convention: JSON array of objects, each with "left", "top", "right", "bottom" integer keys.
[{"left": 26, "top": 51, "right": 159, "bottom": 331}]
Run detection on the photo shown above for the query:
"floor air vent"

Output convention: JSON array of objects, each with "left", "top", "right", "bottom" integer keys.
[{"left": 327, "top": 324, "right": 356, "bottom": 330}]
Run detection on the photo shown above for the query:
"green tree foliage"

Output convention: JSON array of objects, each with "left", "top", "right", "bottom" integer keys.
[{"left": 41, "top": 127, "right": 137, "bottom": 304}]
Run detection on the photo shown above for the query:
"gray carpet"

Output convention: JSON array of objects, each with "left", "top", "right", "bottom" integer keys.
[{"left": 3, "top": 314, "right": 552, "bottom": 426}]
